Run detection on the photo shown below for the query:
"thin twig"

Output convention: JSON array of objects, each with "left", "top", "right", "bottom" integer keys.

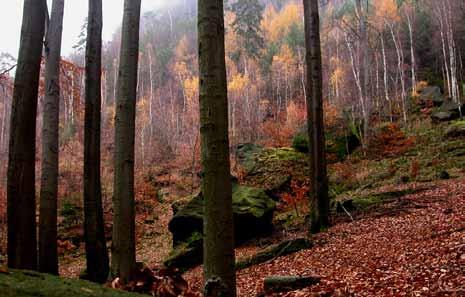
[
  {"left": 0, "top": 65, "right": 17, "bottom": 77},
  {"left": 340, "top": 203, "right": 354, "bottom": 221}
]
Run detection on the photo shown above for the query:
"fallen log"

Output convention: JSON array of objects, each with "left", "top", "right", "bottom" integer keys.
[
  {"left": 264, "top": 275, "right": 321, "bottom": 293},
  {"left": 236, "top": 238, "right": 313, "bottom": 270}
]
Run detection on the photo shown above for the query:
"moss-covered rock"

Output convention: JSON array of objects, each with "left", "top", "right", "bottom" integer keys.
[
  {"left": 350, "top": 187, "right": 429, "bottom": 210},
  {"left": 291, "top": 131, "right": 359, "bottom": 162},
  {"left": 237, "top": 147, "right": 308, "bottom": 195},
  {"left": 163, "top": 233, "right": 203, "bottom": 272},
  {"left": 445, "top": 120, "right": 465, "bottom": 138},
  {"left": 168, "top": 183, "right": 276, "bottom": 247},
  {"left": 235, "top": 143, "right": 264, "bottom": 173},
  {"left": 432, "top": 111, "right": 455, "bottom": 122},
  {"left": 418, "top": 86, "right": 444, "bottom": 106},
  {"left": 0, "top": 269, "right": 142, "bottom": 297}
]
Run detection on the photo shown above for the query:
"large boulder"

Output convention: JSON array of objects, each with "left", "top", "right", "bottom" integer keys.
[
  {"left": 235, "top": 143, "right": 264, "bottom": 173},
  {"left": 235, "top": 146, "right": 308, "bottom": 199},
  {"left": 432, "top": 111, "right": 455, "bottom": 122},
  {"left": 292, "top": 131, "right": 360, "bottom": 162},
  {"left": 163, "top": 234, "right": 203, "bottom": 272},
  {"left": 418, "top": 86, "right": 444, "bottom": 106},
  {"left": 432, "top": 100, "right": 465, "bottom": 122},
  {"left": 168, "top": 183, "right": 276, "bottom": 247},
  {"left": 166, "top": 183, "right": 276, "bottom": 271}
]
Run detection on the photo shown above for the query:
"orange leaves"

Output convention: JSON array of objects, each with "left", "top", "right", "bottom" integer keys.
[
  {"left": 279, "top": 180, "right": 309, "bottom": 215},
  {"left": 410, "top": 160, "right": 420, "bottom": 180},
  {"left": 324, "top": 102, "right": 342, "bottom": 129},
  {"left": 368, "top": 123, "right": 416, "bottom": 157},
  {"left": 285, "top": 101, "right": 306, "bottom": 133},
  {"left": 330, "top": 162, "right": 356, "bottom": 183},
  {"left": 263, "top": 3, "right": 302, "bottom": 43},
  {"left": 259, "top": 119, "right": 294, "bottom": 147},
  {"left": 373, "top": 0, "right": 401, "bottom": 29},
  {"left": 228, "top": 73, "right": 249, "bottom": 93},
  {"left": 57, "top": 240, "right": 76, "bottom": 255},
  {"left": 135, "top": 175, "right": 158, "bottom": 203}
]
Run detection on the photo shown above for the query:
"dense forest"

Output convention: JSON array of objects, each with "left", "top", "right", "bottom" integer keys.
[{"left": 0, "top": 0, "right": 464, "bottom": 296}]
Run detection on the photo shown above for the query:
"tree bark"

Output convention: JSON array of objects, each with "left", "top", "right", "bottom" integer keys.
[
  {"left": 303, "top": 0, "right": 329, "bottom": 233},
  {"left": 7, "top": 0, "right": 46, "bottom": 270},
  {"left": 39, "top": 0, "right": 64, "bottom": 275},
  {"left": 112, "top": 0, "right": 141, "bottom": 284},
  {"left": 84, "top": 0, "right": 109, "bottom": 283},
  {"left": 198, "top": 0, "right": 236, "bottom": 295},
  {"left": 356, "top": 0, "right": 370, "bottom": 139}
]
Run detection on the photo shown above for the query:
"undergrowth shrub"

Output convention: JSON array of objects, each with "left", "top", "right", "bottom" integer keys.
[
  {"left": 292, "top": 133, "right": 308, "bottom": 153},
  {"left": 368, "top": 123, "right": 416, "bottom": 157}
]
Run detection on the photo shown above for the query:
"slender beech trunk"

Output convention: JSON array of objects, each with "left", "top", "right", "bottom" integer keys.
[
  {"left": 84, "top": 0, "right": 109, "bottom": 283},
  {"left": 356, "top": 0, "right": 369, "bottom": 139},
  {"left": 7, "top": 0, "right": 46, "bottom": 270},
  {"left": 112, "top": 0, "right": 141, "bottom": 283},
  {"left": 406, "top": 11, "right": 416, "bottom": 96},
  {"left": 380, "top": 33, "right": 392, "bottom": 122},
  {"left": 39, "top": 0, "right": 64, "bottom": 275},
  {"left": 303, "top": 0, "right": 329, "bottom": 233},
  {"left": 198, "top": 0, "right": 236, "bottom": 295},
  {"left": 388, "top": 23, "right": 407, "bottom": 124},
  {"left": 148, "top": 44, "right": 154, "bottom": 140},
  {"left": 438, "top": 13, "right": 451, "bottom": 97}
]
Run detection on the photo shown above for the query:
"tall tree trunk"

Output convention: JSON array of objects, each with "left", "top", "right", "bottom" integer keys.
[
  {"left": 147, "top": 44, "right": 154, "bottom": 140},
  {"left": 356, "top": 0, "right": 369, "bottom": 139},
  {"left": 388, "top": 23, "right": 407, "bottom": 124},
  {"left": 39, "top": 0, "right": 64, "bottom": 275},
  {"left": 380, "top": 33, "right": 392, "bottom": 122},
  {"left": 84, "top": 0, "right": 109, "bottom": 283},
  {"left": 303, "top": 0, "right": 329, "bottom": 233},
  {"left": 198, "top": 0, "right": 236, "bottom": 295},
  {"left": 112, "top": 0, "right": 141, "bottom": 283},
  {"left": 406, "top": 11, "right": 417, "bottom": 96},
  {"left": 7, "top": 0, "right": 46, "bottom": 270}
]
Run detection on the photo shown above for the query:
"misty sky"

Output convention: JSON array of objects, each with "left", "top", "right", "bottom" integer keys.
[{"left": 0, "top": 0, "right": 166, "bottom": 58}]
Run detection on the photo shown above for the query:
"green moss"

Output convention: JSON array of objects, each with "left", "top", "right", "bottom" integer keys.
[
  {"left": 292, "top": 133, "right": 308, "bottom": 153},
  {"left": 164, "top": 234, "right": 203, "bottom": 271},
  {"left": 261, "top": 147, "right": 305, "bottom": 162},
  {"left": 351, "top": 188, "right": 428, "bottom": 210},
  {"left": 235, "top": 143, "right": 264, "bottom": 173},
  {"left": 0, "top": 269, "right": 143, "bottom": 297},
  {"left": 232, "top": 184, "right": 276, "bottom": 217},
  {"left": 448, "top": 119, "right": 465, "bottom": 128},
  {"left": 173, "top": 185, "right": 276, "bottom": 220},
  {"left": 59, "top": 202, "right": 82, "bottom": 227}
]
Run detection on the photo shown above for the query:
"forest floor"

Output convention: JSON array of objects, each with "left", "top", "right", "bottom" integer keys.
[
  {"left": 2, "top": 116, "right": 465, "bottom": 296},
  {"left": 184, "top": 179, "right": 465, "bottom": 296},
  {"left": 54, "top": 117, "right": 465, "bottom": 296}
]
